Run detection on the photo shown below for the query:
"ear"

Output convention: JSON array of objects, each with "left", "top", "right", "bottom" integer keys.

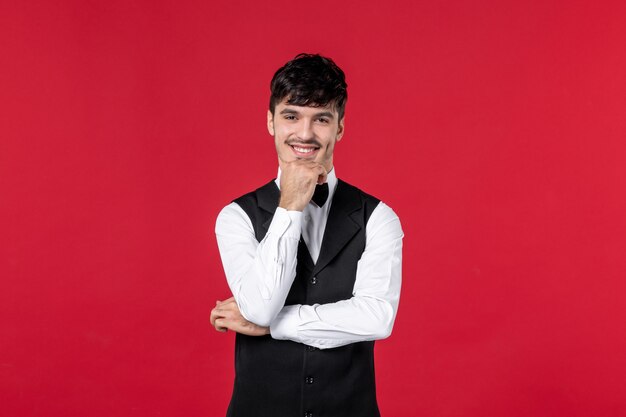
[
  {"left": 267, "top": 110, "right": 275, "bottom": 136},
  {"left": 336, "top": 117, "right": 345, "bottom": 142}
]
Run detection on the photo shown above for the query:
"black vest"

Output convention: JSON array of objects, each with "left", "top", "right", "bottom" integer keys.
[{"left": 227, "top": 179, "right": 381, "bottom": 417}]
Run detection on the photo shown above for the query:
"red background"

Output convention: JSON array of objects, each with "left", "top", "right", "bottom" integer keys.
[{"left": 2, "top": 1, "right": 626, "bottom": 416}]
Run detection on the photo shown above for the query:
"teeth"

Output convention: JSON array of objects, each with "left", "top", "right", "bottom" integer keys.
[{"left": 293, "top": 146, "right": 315, "bottom": 153}]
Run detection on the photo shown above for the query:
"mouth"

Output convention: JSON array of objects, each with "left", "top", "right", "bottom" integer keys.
[{"left": 289, "top": 144, "right": 320, "bottom": 158}]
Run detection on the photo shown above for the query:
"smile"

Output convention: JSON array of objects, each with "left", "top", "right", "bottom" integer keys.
[
  {"left": 289, "top": 144, "right": 320, "bottom": 157},
  {"left": 293, "top": 146, "right": 316, "bottom": 153}
]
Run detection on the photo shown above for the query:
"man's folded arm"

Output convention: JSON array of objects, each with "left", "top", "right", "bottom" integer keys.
[
  {"left": 215, "top": 203, "right": 302, "bottom": 327},
  {"left": 270, "top": 202, "right": 403, "bottom": 349}
]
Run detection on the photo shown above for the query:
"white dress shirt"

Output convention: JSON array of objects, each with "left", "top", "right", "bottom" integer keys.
[{"left": 215, "top": 168, "right": 403, "bottom": 349}]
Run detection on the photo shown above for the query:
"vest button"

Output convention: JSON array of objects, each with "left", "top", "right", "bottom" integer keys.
[
  {"left": 306, "top": 345, "right": 317, "bottom": 351},
  {"left": 310, "top": 276, "right": 317, "bottom": 284},
  {"left": 304, "top": 412, "right": 313, "bottom": 417},
  {"left": 305, "top": 376, "right": 314, "bottom": 384}
]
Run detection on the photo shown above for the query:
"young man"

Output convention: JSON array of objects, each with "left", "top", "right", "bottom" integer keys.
[{"left": 211, "top": 54, "right": 403, "bottom": 417}]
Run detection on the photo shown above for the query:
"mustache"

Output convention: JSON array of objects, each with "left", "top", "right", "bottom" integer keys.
[{"left": 285, "top": 139, "right": 322, "bottom": 148}]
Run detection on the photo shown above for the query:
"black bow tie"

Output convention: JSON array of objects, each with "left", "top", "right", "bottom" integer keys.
[{"left": 311, "top": 183, "right": 329, "bottom": 207}]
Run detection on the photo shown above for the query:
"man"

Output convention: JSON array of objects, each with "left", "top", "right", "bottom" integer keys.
[{"left": 210, "top": 53, "right": 403, "bottom": 417}]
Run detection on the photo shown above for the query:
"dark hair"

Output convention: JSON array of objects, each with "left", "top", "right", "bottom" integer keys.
[{"left": 269, "top": 53, "right": 347, "bottom": 120}]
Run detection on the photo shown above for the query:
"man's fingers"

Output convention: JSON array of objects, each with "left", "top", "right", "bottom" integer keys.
[
  {"left": 214, "top": 318, "right": 228, "bottom": 332},
  {"left": 310, "top": 163, "right": 327, "bottom": 183},
  {"left": 299, "top": 162, "right": 328, "bottom": 185},
  {"left": 282, "top": 159, "right": 325, "bottom": 170},
  {"left": 210, "top": 297, "right": 236, "bottom": 326},
  {"left": 317, "top": 166, "right": 328, "bottom": 184},
  {"left": 215, "top": 300, "right": 237, "bottom": 314},
  {"left": 281, "top": 160, "right": 328, "bottom": 186},
  {"left": 212, "top": 300, "right": 239, "bottom": 323},
  {"left": 210, "top": 307, "right": 221, "bottom": 326}
]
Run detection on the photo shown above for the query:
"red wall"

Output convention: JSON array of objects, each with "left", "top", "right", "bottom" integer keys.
[{"left": 2, "top": 1, "right": 626, "bottom": 416}]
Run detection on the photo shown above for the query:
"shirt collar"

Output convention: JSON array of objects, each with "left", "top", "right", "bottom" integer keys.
[{"left": 275, "top": 166, "right": 338, "bottom": 206}]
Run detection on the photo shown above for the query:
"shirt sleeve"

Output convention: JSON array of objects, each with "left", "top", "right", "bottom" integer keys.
[
  {"left": 269, "top": 202, "right": 403, "bottom": 349},
  {"left": 215, "top": 203, "right": 303, "bottom": 327}
]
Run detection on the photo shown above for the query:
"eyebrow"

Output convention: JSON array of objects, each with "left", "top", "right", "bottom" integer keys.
[
  {"left": 279, "top": 108, "right": 335, "bottom": 119},
  {"left": 314, "top": 111, "right": 335, "bottom": 119}
]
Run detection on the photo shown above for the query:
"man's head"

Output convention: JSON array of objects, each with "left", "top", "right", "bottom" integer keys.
[{"left": 267, "top": 53, "right": 348, "bottom": 172}]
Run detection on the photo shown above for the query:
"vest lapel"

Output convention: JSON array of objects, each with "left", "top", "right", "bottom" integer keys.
[
  {"left": 313, "top": 180, "right": 361, "bottom": 276},
  {"left": 257, "top": 180, "right": 280, "bottom": 239},
  {"left": 298, "top": 237, "right": 315, "bottom": 270}
]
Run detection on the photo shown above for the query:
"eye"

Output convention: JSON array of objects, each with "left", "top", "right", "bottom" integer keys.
[
  {"left": 316, "top": 117, "right": 330, "bottom": 124},
  {"left": 283, "top": 115, "right": 296, "bottom": 121}
]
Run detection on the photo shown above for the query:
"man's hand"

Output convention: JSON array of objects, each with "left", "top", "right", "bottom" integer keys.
[
  {"left": 278, "top": 160, "right": 327, "bottom": 211},
  {"left": 210, "top": 297, "right": 270, "bottom": 336}
]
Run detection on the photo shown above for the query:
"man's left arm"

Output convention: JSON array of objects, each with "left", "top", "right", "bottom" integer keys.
[{"left": 269, "top": 202, "right": 403, "bottom": 349}]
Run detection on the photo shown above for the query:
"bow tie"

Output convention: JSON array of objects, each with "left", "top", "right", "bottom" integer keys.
[{"left": 311, "top": 183, "right": 329, "bottom": 207}]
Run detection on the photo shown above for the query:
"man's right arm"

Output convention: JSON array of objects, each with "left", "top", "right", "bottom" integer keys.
[{"left": 215, "top": 203, "right": 302, "bottom": 327}]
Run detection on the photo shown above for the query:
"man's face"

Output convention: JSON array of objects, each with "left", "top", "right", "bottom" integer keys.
[{"left": 267, "top": 99, "right": 344, "bottom": 172}]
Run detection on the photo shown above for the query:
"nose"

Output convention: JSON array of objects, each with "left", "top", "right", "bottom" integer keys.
[{"left": 296, "top": 119, "right": 315, "bottom": 141}]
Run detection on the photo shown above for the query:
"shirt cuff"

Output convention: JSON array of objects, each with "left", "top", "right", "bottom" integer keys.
[
  {"left": 267, "top": 207, "right": 303, "bottom": 240},
  {"left": 270, "top": 304, "right": 301, "bottom": 341}
]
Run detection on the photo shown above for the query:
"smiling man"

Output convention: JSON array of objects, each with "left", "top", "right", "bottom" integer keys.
[{"left": 211, "top": 54, "right": 403, "bottom": 417}]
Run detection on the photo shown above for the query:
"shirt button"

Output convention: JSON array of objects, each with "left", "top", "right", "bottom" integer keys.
[
  {"left": 310, "top": 276, "right": 317, "bottom": 285},
  {"left": 305, "top": 376, "right": 314, "bottom": 384},
  {"left": 305, "top": 215, "right": 311, "bottom": 221}
]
